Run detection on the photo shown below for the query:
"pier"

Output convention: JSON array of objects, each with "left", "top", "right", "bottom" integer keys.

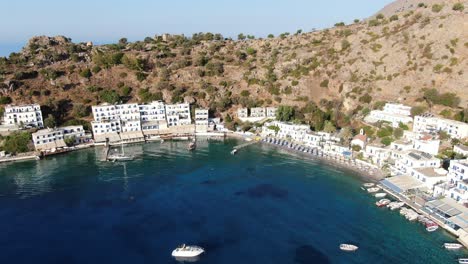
[{"left": 231, "top": 140, "right": 258, "bottom": 153}]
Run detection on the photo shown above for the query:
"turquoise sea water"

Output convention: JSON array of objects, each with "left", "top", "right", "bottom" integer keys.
[{"left": 0, "top": 139, "right": 465, "bottom": 263}]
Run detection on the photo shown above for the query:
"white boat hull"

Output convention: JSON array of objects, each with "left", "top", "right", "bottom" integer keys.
[
  {"left": 444, "top": 243, "right": 463, "bottom": 250},
  {"left": 340, "top": 244, "right": 358, "bottom": 252},
  {"left": 172, "top": 245, "right": 205, "bottom": 258}
]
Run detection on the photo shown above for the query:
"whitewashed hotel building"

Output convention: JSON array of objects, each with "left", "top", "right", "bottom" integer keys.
[
  {"left": 413, "top": 114, "right": 468, "bottom": 139},
  {"left": 195, "top": 109, "right": 209, "bottom": 132},
  {"left": 394, "top": 151, "right": 441, "bottom": 175},
  {"left": 3, "top": 104, "right": 44, "bottom": 128},
  {"left": 165, "top": 103, "right": 191, "bottom": 127},
  {"left": 365, "top": 103, "right": 412, "bottom": 128},
  {"left": 32, "top": 128, "right": 66, "bottom": 151}
]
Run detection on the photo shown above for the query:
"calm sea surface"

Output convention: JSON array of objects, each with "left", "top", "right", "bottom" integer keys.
[{"left": 0, "top": 139, "right": 465, "bottom": 263}]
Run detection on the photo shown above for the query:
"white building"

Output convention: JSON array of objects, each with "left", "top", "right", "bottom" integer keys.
[
  {"left": 409, "top": 167, "right": 447, "bottom": 191},
  {"left": 32, "top": 128, "right": 66, "bottom": 151},
  {"left": 412, "top": 135, "right": 440, "bottom": 155},
  {"left": 250, "top": 107, "right": 266, "bottom": 118},
  {"left": 383, "top": 103, "right": 412, "bottom": 116},
  {"left": 139, "top": 101, "right": 168, "bottom": 133},
  {"left": 139, "top": 101, "right": 166, "bottom": 122},
  {"left": 394, "top": 151, "right": 441, "bottom": 175},
  {"left": 195, "top": 109, "right": 209, "bottom": 132},
  {"left": 413, "top": 114, "right": 468, "bottom": 139},
  {"left": 364, "top": 144, "right": 391, "bottom": 167},
  {"left": 263, "top": 121, "right": 310, "bottom": 142},
  {"left": 3, "top": 104, "right": 44, "bottom": 128},
  {"left": 266, "top": 107, "right": 277, "bottom": 118},
  {"left": 165, "top": 103, "right": 191, "bottom": 127},
  {"left": 454, "top": 145, "right": 468, "bottom": 157},
  {"left": 365, "top": 103, "right": 412, "bottom": 128},
  {"left": 445, "top": 159, "right": 468, "bottom": 203},
  {"left": 237, "top": 108, "right": 248, "bottom": 119},
  {"left": 61, "top": 125, "right": 88, "bottom": 144},
  {"left": 91, "top": 120, "right": 121, "bottom": 136},
  {"left": 351, "top": 134, "right": 367, "bottom": 150},
  {"left": 303, "top": 132, "right": 322, "bottom": 147},
  {"left": 390, "top": 140, "right": 413, "bottom": 152}
]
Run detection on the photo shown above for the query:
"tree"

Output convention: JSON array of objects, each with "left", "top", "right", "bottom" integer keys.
[
  {"left": 267, "top": 34, "right": 274, "bottom": 38},
  {"left": 340, "top": 127, "right": 354, "bottom": 142},
  {"left": 0, "top": 96, "right": 12, "bottom": 104},
  {"left": 381, "top": 137, "right": 393, "bottom": 146},
  {"left": 64, "top": 136, "right": 76, "bottom": 147},
  {"left": 393, "top": 128, "right": 404, "bottom": 139},
  {"left": 352, "top": 145, "right": 362, "bottom": 152},
  {"left": 44, "top": 114, "right": 56, "bottom": 128},
  {"left": 267, "top": 125, "right": 280, "bottom": 134},
  {"left": 99, "top": 90, "right": 120, "bottom": 104},
  {"left": 276, "top": 106, "right": 295, "bottom": 122},
  {"left": 2, "top": 132, "right": 32, "bottom": 154},
  {"left": 119, "top": 37, "right": 128, "bottom": 46},
  {"left": 323, "top": 121, "right": 336, "bottom": 133},
  {"left": 238, "top": 33, "right": 246, "bottom": 40},
  {"left": 389, "top": 15, "right": 399, "bottom": 21}
]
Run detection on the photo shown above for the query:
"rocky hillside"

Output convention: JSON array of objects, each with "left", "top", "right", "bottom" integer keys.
[{"left": 0, "top": 0, "right": 466, "bottom": 129}]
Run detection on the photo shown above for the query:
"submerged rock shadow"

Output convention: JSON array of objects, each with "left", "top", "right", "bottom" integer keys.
[
  {"left": 235, "top": 184, "right": 288, "bottom": 199},
  {"left": 294, "top": 245, "right": 330, "bottom": 264}
]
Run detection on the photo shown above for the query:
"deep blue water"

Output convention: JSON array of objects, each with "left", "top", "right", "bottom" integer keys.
[{"left": 0, "top": 139, "right": 465, "bottom": 263}]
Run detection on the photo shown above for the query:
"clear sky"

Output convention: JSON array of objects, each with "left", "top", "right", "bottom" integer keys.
[{"left": 0, "top": 0, "right": 393, "bottom": 56}]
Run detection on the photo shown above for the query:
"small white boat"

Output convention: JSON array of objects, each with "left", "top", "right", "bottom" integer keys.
[
  {"left": 426, "top": 225, "right": 439, "bottom": 232},
  {"left": 363, "top": 183, "right": 375, "bottom": 188},
  {"left": 387, "top": 202, "right": 405, "bottom": 210},
  {"left": 172, "top": 244, "right": 205, "bottom": 258},
  {"left": 231, "top": 149, "right": 238, "bottom": 155},
  {"left": 444, "top": 243, "right": 463, "bottom": 250},
  {"left": 459, "top": 258, "right": 468, "bottom": 264},
  {"left": 376, "top": 199, "right": 391, "bottom": 207},
  {"left": 374, "top": 193, "right": 387, "bottom": 198},
  {"left": 367, "top": 187, "right": 380, "bottom": 193},
  {"left": 340, "top": 244, "right": 358, "bottom": 252}
]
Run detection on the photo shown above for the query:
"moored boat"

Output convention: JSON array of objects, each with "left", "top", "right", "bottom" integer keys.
[
  {"left": 459, "top": 258, "right": 468, "bottom": 264},
  {"left": 367, "top": 187, "right": 380, "bottom": 193},
  {"left": 444, "top": 243, "right": 463, "bottom": 250},
  {"left": 340, "top": 244, "right": 358, "bottom": 252},
  {"left": 172, "top": 244, "right": 205, "bottom": 258},
  {"left": 374, "top": 192, "right": 387, "bottom": 198},
  {"left": 426, "top": 222, "right": 438, "bottom": 232},
  {"left": 376, "top": 198, "right": 391, "bottom": 207},
  {"left": 363, "top": 183, "right": 375, "bottom": 188}
]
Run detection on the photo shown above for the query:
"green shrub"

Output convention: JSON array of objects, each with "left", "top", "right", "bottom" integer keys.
[
  {"left": 79, "top": 68, "right": 92, "bottom": 78},
  {"left": 320, "top": 79, "right": 329, "bottom": 88},
  {"left": 453, "top": 3, "right": 464, "bottom": 11},
  {"left": 92, "top": 65, "right": 102, "bottom": 74},
  {"left": 0, "top": 96, "right": 12, "bottom": 104},
  {"left": 432, "top": 4, "right": 443, "bottom": 13},
  {"left": 135, "top": 72, "right": 148, "bottom": 82},
  {"left": 359, "top": 93, "right": 372, "bottom": 104},
  {"left": 381, "top": 137, "right": 393, "bottom": 146},
  {"left": 276, "top": 106, "right": 295, "bottom": 122},
  {"left": 240, "top": 90, "right": 250, "bottom": 97},
  {"left": 99, "top": 90, "right": 120, "bottom": 104},
  {"left": 411, "top": 106, "right": 427, "bottom": 116},
  {"left": 389, "top": 15, "right": 399, "bottom": 21}
]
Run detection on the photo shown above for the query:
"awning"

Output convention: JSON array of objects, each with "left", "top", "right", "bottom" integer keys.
[
  {"left": 380, "top": 175, "right": 425, "bottom": 193},
  {"left": 448, "top": 213, "right": 468, "bottom": 229},
  {"left": 426, "top": 198, "right": 465, "bottom": 217}
]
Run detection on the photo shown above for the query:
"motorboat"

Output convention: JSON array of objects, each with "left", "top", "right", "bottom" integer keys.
[
  {"left": 188, "top": 141, "right": 196, "bottom": 151},
  {"left": 387, "top": 202, "right": 405, "bottom": 211},
  {"left": 444, "top": 243, "right": 463, "bottom": 250},
  {"left": 340, "top": 244, "right": 358, "bottom": 252},
  {"left": 376, "top": 199, "right": 391, "bottom": 207},
  {"left": 363, "top": 183, "right": 375, "bottom": 188},
  {"left": 172, "top": 244, "right": 205, "bottom": 258},
  {"left": 459, "top": 258, "right": 468, "bottom": 264},
  {"left": 426, "top": 222, "right": 439, "bottom": 232},
  {"left": 231, "top": 149, "right": 238, "bottom": 155},
  {"left": 374, "top": 193, "right": 387, "bottom": 198},
  {"left": 367, "top": 187, "right": 380, "bottom": 193}
]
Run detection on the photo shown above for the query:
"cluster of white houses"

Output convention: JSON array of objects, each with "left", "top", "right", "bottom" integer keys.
[
  {"left": 261, "top": 104, "right": 468, "bottom": 206},
  {"left": 237, "top": 107, "right": 277, "bottom": 122}
]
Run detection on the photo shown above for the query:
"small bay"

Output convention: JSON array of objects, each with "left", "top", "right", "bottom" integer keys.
[{"left": 0, "top": 139, "right": 464, "bottom": 263}]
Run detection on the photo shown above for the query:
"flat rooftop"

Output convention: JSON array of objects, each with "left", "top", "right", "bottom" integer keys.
[{"left": 414, "top": 167, "right": 447, "bottom": 177}]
